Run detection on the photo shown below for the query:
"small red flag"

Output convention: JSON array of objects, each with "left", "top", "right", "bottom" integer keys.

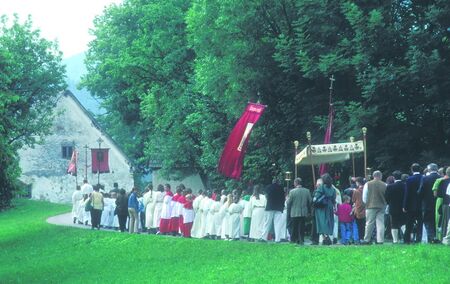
[
  {"left": 67, "top": 149, "right": 77, "bottom": 176},
  {"left": 218, "top": 103, "right": 265, "bottom": 179}
]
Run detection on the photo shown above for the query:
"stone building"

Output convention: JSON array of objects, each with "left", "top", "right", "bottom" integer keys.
[{"left": 18, "top": 90, "right": 134, "bottom": 203}]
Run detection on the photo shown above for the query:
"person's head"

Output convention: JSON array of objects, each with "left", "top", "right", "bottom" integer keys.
[
  {"left": 427, "top": 163, "right": 438, "bottom": 173},
  {"left": 76, "top": 185, "right": 81, "bottom": 191},
  {"left": 392, "top": 170, "right": 402, "bottom": 181},
  {"left": 198, "top": 189, "right": 203, "bottom": 196},
  {"left": 179, "top": 183, "right": 186, "bottom": 190},
  {"left": 411, "top": 163, "right": 421, "bottom": 173},
  {"left": 294, "top": 178, "right": 302, "bottom": 188},
  {"left": 113, "top": 182, "right": 118, "bottom": 188},
  {"left": 446, "top": 167, "right": 450, "bottom": 177},
  {"left": 157, "top": 184, "right": 164, "bottom": 192},
  {"left": 372, "top": 170, "right": 382, "bottom": 180},
  {"left": 83, "top": 179, "right": 88, "bottom": 184},
  {"left": 253, "top": 184, "right": 261, "bottom": 199},
  {"left": 355, "top": 177, "right": 364, "bottom": 187},
  {"left": 164, "top": 184, "right": 171, "bottom": 192},
  {"left": 316, "top": 178, "right": 323, "bottom": 187},
  {"left": 321, "top": 173, "right": 333, "bottom": 187},
  {"left": 386, "top": 176, "right": 395, "bottom": 184},
  {"left": 132, "top": 187, "right": 138, "bottom": 193},
  {"left": 186, "top": 188, "right": 192, "bottom": 194},
  {"left": 343, "top": 195, "right": 351, "bottom": 204},
  {"left": 272, "top": 178, "right": 279, "bottom": 185},
  {"left": 146, "top": 184, "right": 153, "bottom": 191},
  {"left": 120, "top": 189, "right": 126, "bottom": 195},
  {"left": 401, "top": 174, "right": 409, "bottom": 181},
  {"left": 94, "top": 186, "right": 100, "bottom": 192},
  {"left": 176, "top": 186, "right": 182, "bottom": 194}
]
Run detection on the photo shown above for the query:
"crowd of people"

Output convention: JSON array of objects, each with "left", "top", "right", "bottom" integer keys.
[{"left": 71, "top": 162, "right": 450, "bottom": 246}]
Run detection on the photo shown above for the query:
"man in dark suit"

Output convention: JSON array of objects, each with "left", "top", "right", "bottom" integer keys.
[
  {"left": 403, "top": 163, "right": 422, "bottom": 243},
  {"left": 386, "top": 170, "right": 406, "bottom": 243},
  {"left": 418, "top": 163, "right": 440, "bottom": 243},
  {"left": 262, "top": 178, "right": 285, "bottom": 242},
  {"left": 286, "top": 178, "right": 312, "bottom": 245}
]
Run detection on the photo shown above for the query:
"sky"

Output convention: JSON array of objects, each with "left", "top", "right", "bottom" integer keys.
[{"left": 0, "top": 0, "right": 122, "bottom": 58}]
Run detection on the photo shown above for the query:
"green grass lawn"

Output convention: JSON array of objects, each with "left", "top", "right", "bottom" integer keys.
[{"left": 0, "top": 199, "right": 449, "bottom": 283}]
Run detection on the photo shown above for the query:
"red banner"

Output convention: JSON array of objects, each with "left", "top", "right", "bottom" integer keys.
[
  {"left": 67, "top": 149, "right": 77, "bottom": 176},
  {"left": 218, "top": 103, "right": 265, "bottom": 179},
  {"left": 91, "top": 148, "right": 110, "bottom": 173}
]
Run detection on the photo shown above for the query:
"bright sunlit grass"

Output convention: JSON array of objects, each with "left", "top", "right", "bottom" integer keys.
[{"left": 0, "top": 199, "right": 449, "bottom": 283}]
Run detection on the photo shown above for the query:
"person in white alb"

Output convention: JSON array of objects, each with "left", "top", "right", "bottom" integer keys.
[
  {"left": 190, "top": 190, "right": 205, "bottom": 238},
  {"left": 81, "top": 179, "right": 93, "bottom": 225},
  {"left": 71, "top": 186, "right": 83, "bottom": 224},
  {"left": 228, "top": 194, "right": 244, "bottom": 240},
  {"left": 207, "top": 194, "right": 221, "bottom": 239},
  {"left": 143, "top": 185, "right": 154, "bottom": 232},
  {"left": 249, "top": 185, "right": 267, "bottom": 241},
  {"left": 152, "top": 184, "right": 164, "bottom": 233}
]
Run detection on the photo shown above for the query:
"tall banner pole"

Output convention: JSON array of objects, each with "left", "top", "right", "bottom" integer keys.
[
  {"left": 75, "top": 150, "right": 78, "bottom": 189},
  {"left": 84, "top": 144, "right": 89, "bottom": 181},
  {"left": 362, "top": 127, "right": 367, "bottom": 179},
  {"left": 307, "top": 131, "right": 316, "bottom": 188},
  {"left": 294, "top": 140, "right": 299, "bottom": 179},
  {"left": 96, "top": 137, "right": 104, "bottom": 187},
  {"left": 350, "top": 136, "right": 355, "bottom": 177}
]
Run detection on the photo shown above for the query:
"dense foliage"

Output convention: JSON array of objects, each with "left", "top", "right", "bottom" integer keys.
[
  {"left": 0, "top": 16, "right": 66, "bottom": 209},
  {"left": 1, "top": 199, "right": 449, "bottom": 282},
  {"left": 82, "top": 0, "right": 450, "bottom": 189}
]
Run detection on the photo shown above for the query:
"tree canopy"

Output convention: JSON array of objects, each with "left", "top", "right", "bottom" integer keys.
[
  {"left": 0, "top": 15, "right": 66, "bottom": 209},
  {"left": 82, "top": 0, "right": 450, "bottom": 189}
]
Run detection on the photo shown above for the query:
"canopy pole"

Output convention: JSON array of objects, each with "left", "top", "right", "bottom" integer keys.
[
  {"left": 294, "top": 141, "right": 299, "bottom": 179},
  {"left": 362, "top": 127, "right": 368, "bottom": 179},
  {"left": 350, "top": 136, "right": 355, "bottom": 177},
  {"left": 307, "top": 131, "right": 316, "bottom": 188}
]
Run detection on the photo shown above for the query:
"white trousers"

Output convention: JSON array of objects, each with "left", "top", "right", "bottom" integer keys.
[{"left": 262, "top": 210, "right": 283, "bottom": 242}]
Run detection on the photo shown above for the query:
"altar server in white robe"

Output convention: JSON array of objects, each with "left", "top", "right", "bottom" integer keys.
[
  {"left": 199, "top": 191, "right": 212, "bottom": 238},
  {"left": 81, "top": 195, "right": 91, "bottom": 225},
  {"left": 214, "top": 195, "right": 227, "bottom": 238},
  {"left": 100, "top": 196, "right": 110, "bottom": 227},
  {"left": 249, "top": 185, "right": 267, "bottom": 240},
  {"left": 72, "top": 186, "right": 83, "bottom": 224},
  {"left": 228, "top": 195, "right": 244, "bottom": 240},
  {"left": 190, "top": 190, "right": 205, "bottom": 238},
  {"left": 221, "top": 194, "right": 233, "bottom": 239},
  {"left": 152, "top": 184, "right": 165, "bottom": 232},
  {"left": 159, "top": 184, "right": 173, "bottom": 234},
  {"left": 182, "top": 191, "right": 195, "bottom": 237},
  {"left": 143, "top": 186, "right": 154, "bottom": 231},
  {"left": 207, "top": 194, "right": 221, "bottom": 238}
]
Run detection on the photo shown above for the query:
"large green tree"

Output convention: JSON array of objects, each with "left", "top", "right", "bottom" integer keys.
[
  {"left": 0, "top": 15, "right": 66, "bottom": 209},
  {"left": 84, "top": 0, "right": 450, "bottom": 190}
]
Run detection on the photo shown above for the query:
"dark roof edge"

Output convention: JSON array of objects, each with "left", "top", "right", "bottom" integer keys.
[{"left": 61, "top": 90, "right": 133, "bottom": 166}]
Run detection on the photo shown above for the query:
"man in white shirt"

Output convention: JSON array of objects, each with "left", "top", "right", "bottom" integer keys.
[{"left": 81, "top": 179, "right": 93, "bottom": 196}]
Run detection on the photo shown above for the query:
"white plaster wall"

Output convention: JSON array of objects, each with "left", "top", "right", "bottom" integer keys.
[
  {"left": 18, "top": 94, "right": 134, "bottom": 204},
  {"left": 152, "top": 170, "right": 204, "bottom": 194}
]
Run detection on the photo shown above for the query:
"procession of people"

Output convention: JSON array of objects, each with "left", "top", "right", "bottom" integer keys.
[{"left": 71, "top": 162, "right": 450, "bottom": 246}]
